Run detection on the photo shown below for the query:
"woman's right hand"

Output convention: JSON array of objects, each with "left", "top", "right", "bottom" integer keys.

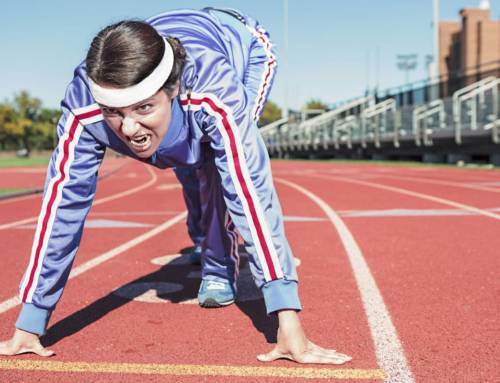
[
  {"left": 0, "top": 328, "right": 54, "bottom": 357},
  {"left": 257, "top": 310, "right": 352, "bottom": 364}
]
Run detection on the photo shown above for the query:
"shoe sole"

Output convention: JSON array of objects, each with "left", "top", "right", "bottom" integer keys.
[{"left": 198, "top": 298, "right": 235, "bottom": 308}]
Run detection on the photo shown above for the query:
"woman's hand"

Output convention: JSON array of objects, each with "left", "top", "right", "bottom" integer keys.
[
  {"left": 0, "top": 328, "right": 54, "bottom": 357},
  {"left": 257, "top": 310, "right": 352, "bottom": 364}
]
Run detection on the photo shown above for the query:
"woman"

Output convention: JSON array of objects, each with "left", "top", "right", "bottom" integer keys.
[{"left": 0, "top": 8, "right": 352, "bottom": 364}]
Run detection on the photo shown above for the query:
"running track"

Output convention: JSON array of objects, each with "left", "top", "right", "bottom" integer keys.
[{"left": 0, "top": 159, "right": 498, "bottom": 382}]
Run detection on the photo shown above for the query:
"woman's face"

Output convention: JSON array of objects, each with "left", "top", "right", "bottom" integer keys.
[{"left": 100, "top": 86, "right": 179, "bottom": 158}]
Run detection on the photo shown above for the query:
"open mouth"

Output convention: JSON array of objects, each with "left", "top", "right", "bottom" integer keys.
[{"left": 128, "top": 134, "right": 152, "bottom": 151}]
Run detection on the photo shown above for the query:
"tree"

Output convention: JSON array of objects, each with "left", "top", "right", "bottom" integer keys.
[
  {"left": 35, "top": 108, "right": 60, "bottom": 149},
  {"left": 259, "top": 100, "right": 282, "bottom": 127},
  {"left": 0, "top": 91, "right": 60, "bottom": 152},
  {"left": 304, "top": 99, "right": 328, "bottom": 111},
  {"left": 0, "top": 104, "right": 16, "bottom": 150}
]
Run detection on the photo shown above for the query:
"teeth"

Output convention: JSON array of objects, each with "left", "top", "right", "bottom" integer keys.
[
  {"left": 130, "top": 134, "right": 151, "bottom": 149},
  {"left": 133, "top": 136, "right": 146, "bottom": 144}
]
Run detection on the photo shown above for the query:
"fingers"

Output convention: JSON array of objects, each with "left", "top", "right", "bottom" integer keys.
[
  {"left": 307, "top": 341, "right": 351, "bottom": 363},
  {"left": 308, "top": 342, "right": 351, "bottom": 360},
  {"left": 308, "top": 341, "right": 336, "bottom": 354},
  {"left": 0, "top": 341, "right": 15, "bottom": 356},
  {"left": 297, "top": 350, "right": 352, "bottom": 365},
  {"left": 257, "top": 347, "right": 293, "bottom": 363},
  {"left": 26, "top": 343, "right": 55, "bottom": 357},
  {"left": 258, "top": 342, "right": 352, "bottom": 365},
  {"left": 294, "top": 344, "right": 352, "bottom": 364},
  {"left": 0, "top": 339, "right": 55, "bottom": 357}
]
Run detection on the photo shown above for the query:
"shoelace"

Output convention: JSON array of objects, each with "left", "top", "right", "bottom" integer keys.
[{"left": 205, "top": 281, "right": 227, "bottom": 290}]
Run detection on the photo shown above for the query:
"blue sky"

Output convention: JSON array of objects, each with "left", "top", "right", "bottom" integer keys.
[{"left": 0, "top": 1, "right": 498, "bottom": 110}]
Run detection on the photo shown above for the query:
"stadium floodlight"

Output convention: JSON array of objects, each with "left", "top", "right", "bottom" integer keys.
[{"left": 396, "top": 54, "right": 418, "bottom": 87}]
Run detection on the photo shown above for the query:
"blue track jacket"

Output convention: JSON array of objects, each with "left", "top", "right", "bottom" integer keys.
[{"left": 17, "top": 8, "right": 300, "bottom": 335}]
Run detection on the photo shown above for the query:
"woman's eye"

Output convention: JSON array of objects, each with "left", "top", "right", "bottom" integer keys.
[
  {"left": 102, "top": 107, "right": 119, "bottom": 116},
  {"left": 138, "top": 104, "right": 153, "bottom": 112}
]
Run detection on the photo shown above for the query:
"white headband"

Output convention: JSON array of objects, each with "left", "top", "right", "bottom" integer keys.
[{"left": 88, "top": 37, "right": 174, "bottom": 107}]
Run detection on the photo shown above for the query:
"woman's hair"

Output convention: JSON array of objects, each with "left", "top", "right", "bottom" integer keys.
[{"left": 86, "top": 20, "right": 186, "bottom": 96}]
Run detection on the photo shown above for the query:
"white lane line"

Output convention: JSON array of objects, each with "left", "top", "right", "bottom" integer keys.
[
  {"left": 473, "top": 181, "right": 500, "bottom": 187},
  {"left": 0, "top": 193, "right": 40, "bottom": 205},
  {"left": 0, "top": 160, "right": 130, "bottom": 206},
  {"left": 377, "top": 174, "right": 500, "bottom": 194},
  {"left": 309, "top": 174, "right": 500, "bottom": 221},
  {"left": 339, "top": 207, "right": 500, "bottom": 218},
  {"left": 0, "top": 165, "right": 159, "bottom": 231},
  {"left": 90, "top": 211, "right": 184, "bottom": 217},
  {"left": 276, "top": 177, "right": 415, "bottom": 383},
  {"left": 15, "top": 219, "right": 155, "bottom": 229},
  {"left": 0, "top": 216, "right": 40, "bottom": 231},
  {"left": 0, "top": 211, "right": 187, "bottom": 314}
]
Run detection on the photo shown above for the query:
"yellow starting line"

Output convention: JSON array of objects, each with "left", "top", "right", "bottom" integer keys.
[{"left": 0, "top": 360, "right": 385, "bottom": 380}]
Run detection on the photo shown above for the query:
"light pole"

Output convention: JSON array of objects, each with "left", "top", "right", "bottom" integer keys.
[
  {"left": 282, "top": 0, "right": 289, "bottom": 121},
  {"left": 431, "top": 0, "right": 439, "bottom": 80},
  {"left": 429, "top": 0, "right": 440, "bottom": 100},
  {"left": 396, "top": 54, "right": 418, "bottom": 87}
]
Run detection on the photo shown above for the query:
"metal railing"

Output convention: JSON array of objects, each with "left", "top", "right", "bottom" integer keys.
[
  {"left": 361, "top": 99, "right": 396, "bottom": 148},
  {"left": 412, "top": 99, "right": 445, "bottom": 146},
  {"left": 260, "top": 77, "right": 500, "bottom": 157},
  {"left": 454, "top": 77, "right": 500, "bottom": 144},
  {"left": 453, "top": 77, "right": 498, "bottom": 143}
]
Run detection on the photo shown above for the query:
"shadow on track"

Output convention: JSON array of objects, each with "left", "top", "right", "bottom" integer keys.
[{"left": 41, "top": 246, "right": 277, "bottom": 347}]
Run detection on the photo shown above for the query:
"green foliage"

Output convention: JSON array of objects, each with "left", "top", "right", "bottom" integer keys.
[
  {"left": 304, "top": 99, "right": 328, "bottom": 110},
  {"left": 258, "top": 100, "right": 282, "bottom": 127},
  {"left": 0, "top": 157, "right": 51, "bottom": 168},
  {"left": 0, "top": 91, "right": 60, "bottom": 153}
]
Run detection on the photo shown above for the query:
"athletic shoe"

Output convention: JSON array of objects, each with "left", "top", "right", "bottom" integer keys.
[
  {"left": 189, "top": 245, "right": 202, "bottom": 265},
  {"left": 197, "top": 279, "right": 235, "bottom": 308}
]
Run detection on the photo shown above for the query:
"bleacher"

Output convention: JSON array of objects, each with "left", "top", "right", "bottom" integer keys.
[{"left": 261, "top": 65, "right": 500, "bottom": 165}]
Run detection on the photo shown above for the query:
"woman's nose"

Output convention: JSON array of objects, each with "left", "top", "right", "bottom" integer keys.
[{"left": 121, "top": 116, "right": 141, "bottom": 137}]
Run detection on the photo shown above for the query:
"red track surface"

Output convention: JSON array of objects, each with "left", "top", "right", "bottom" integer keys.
[{"left": 0, "top": 159, "right": 498, "bottom": 382}]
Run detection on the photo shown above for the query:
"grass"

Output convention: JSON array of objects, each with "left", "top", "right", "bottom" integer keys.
[
  {"left": 0, "top": 188, "right": 33, "bottom": 196},
  {"left": 1, "top": 153, "right": 496, "bottom": 172},
  {"left": 0, "top": 157, "right": 50, "bottom": 168}
]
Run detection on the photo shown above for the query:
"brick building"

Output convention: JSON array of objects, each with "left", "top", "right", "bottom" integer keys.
[{"left": 439, "top": 2, "right": 499, "bottom": 83}]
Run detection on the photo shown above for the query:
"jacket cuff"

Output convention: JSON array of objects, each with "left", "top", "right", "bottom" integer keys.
[
  {"left": 261, "top": 279, "right": 302, "bottom": 314},
  {"left": 15, "top": 303, "right": 52, "bottom": 336}
]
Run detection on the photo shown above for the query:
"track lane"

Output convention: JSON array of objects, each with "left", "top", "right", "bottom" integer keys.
[
  {"left": 0, "top": 195, "right": 188, "bottom": 305},
  {"left": 0, "top": 162, "right": 184, "bottom": 302},
  {"left": 1, "top": 160, "right": 498, "bottom": 382},
  {"left": 0, "top": 160, "right": 161, "bottom": 227},
  {"left": 0, "top": 165, "right": 384, "bottom": 382},
  {"left": 277, "top": 167, "right": 499, "bottom": 382},
  {"left": 307, "top": 174, "right": 500, "bottom": 220},
  {"left": 362, "top": 174, "right": 500, "bottom": 194}
]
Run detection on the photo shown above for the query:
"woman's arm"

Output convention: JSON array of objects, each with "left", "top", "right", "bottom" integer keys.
[
  {"left": 183, "top": 57, "right": 351, "bottom": 364},
  {"left": 0, "top": 103, "right": 105, "bottom": 355}
]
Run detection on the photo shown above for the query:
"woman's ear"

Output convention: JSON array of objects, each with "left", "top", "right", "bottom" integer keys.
[{"left": 171, "top": 80, "right": 180, "bottom": 98}]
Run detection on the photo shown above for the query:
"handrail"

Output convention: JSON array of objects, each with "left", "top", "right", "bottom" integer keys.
[
  {"left": 301, "top": 95, "right": 374, "bottom": 128},
  {"left": 454, "top": 78, "right": 500, "bottom": 143},
  {"left": 412, "top": 99, "right": 444, "bottom": 146},
  {"left": 260, "top": 117, "right": 288, "bottom": 134},
  {"left": 363, "top": 98, "right": 396, "bottom": 118},
  {"left": 361, "top": 99, "right": 396, "bottom": 147},
  {"left": 262, "top": 76, "right": 500, "bottom": 157}
]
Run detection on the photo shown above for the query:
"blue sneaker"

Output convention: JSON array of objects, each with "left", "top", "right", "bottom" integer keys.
[
  {"left": 198, "top": 279, "right": 235, "bottom": 308},
  {"left": 189, "top": 245, "right": 202, "bottom": 265}
]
